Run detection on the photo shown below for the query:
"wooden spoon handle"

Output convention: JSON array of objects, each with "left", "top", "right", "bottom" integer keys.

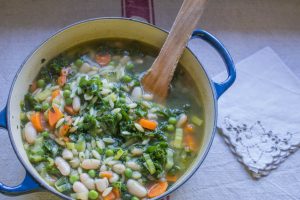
[{"left": 142, "top": 0, "right": 208, "bottom": 102}]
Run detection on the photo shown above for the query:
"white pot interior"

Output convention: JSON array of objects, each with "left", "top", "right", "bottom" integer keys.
[{"left": 8, "top": 18, "right": 216, "bottom": 198}]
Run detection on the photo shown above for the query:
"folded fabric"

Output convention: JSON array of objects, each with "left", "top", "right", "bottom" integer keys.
[{"left": 215, "top": 47, "right": 300, "bottom": 178}]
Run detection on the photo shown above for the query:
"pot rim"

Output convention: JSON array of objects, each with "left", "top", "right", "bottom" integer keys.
[{"left": 6, "top": 17, "right": 218, "bottom": 199}]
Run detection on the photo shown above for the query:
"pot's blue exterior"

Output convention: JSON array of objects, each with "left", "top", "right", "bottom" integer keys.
[
  {"left": 0, "top": 18, "right": 236, "bottom": 198},
  {"left": 191, "top": 29, "right": 236, "bottom": 98}
]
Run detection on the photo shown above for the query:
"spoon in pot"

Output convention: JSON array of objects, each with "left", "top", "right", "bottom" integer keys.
[{"left": 142, "top": 0, "right": 208, "bottom": 103}]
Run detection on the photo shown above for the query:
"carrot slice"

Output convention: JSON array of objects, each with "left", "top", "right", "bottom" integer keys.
[
  {"left": 103, "top": 192, "right": 116, "bottom": 200},
  {"left": 58, "top": 124, "right": 70, "bottom": 137},
  {"left": 184, "top": 133, "right": 197, "bottom": 151},
  {"left": 99, "top": 171, "right": 113, "bottom": 179},
  {"left": 57, "top": 75, "right": 67, "bottom": 86},
  {"left": 96, "top": 53, "right": 111, "bottom": 66},
  {"left": 112, "top": 188, "right": 120, "bottom": 198},
  {"left": 64, "top": 106, "right": 77, "bottom": 115},
  {"left": 184, "top": 124, "right": 195, "bottom": 134},
  {"left": 48, "top": 105, "right": 63, "bottom": 128},
  {"left": 148, "top": 181, "right": 168, "bottom": 198},
  {"left": 166, "top": 175, "right": 178, "bottom": 182},
  {"left": 30, "top": 112, "right": 44, "bottom": 132},
  {"left": 30, "top": 81, "right": 37, "bottom": 93},
  {"left": 139, "top": 118, "right": 157, "bottom": 130},
  {"left": 51, "top": 89, "right": 61, "bottom": 100}
]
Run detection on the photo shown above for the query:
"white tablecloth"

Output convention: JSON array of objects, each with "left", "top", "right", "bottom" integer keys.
[{"left": 0, "top": 0, "right": 299, "bottom": 199}]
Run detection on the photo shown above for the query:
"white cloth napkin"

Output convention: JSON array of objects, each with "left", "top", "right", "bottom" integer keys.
[{"left": 215, "top": 47, "right": 300, "bottom": 178}]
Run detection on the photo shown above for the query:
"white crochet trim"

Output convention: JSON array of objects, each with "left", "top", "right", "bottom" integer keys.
[{"left": 220, "top": 116, "right": 300, "bottom": 178}]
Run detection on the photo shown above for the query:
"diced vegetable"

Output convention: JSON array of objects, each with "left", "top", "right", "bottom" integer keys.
[
  {"left": 58, "top": 124, "right": 70, "bottom": 137},
  {"left": 166, "top": 175, "right": 178, "bottom": 182},
  {"left": 34, "top": 89, "right": 52, "bottom": 102},
  {"left": 184, "top": 133, "right": 197, "bottom": 151},
  {"left": 114, "top": 149, "right": 124, "bottom": 160},
  {"left": 143, "top": 153, "right": 156, "bottom": 175},
  {"left": 48, "top": 105, "right": 63, "bottom": 128},
  {"left": 191, "top": 115, "right": 203, "bottom": 126},
  {"left": 100, "top": 171, "right": 113, "bottom": 179},
  {"left": 147, "top": 181, "right": 168, "bottom": 198},
  {"left": 96, "top": 53, "right": 111, "bottom": 66},
  {"left": 54, "top": 177, "right": 71, "bottom": 193},
  {"left": 30, "top": 112, "right": 43, "bottom": 132},
  {"left": 184, "top": 124, "right": 195, "bottom": 133},
  {"left": 173, "top": 128, "right": 183, "bottom": 148},
  {"left": 138, "top": 118, "right": 157, "bottom": 130},
  {"left": 165, "top": 149, "right": 174, "bottom": 170}
]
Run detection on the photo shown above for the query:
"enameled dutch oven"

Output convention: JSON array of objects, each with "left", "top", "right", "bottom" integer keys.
[{"left": 0, "top": 18, "right": 236, "bottom": 199}]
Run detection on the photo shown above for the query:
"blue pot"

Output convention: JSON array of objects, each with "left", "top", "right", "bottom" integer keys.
[{"left": 0, "top": 18, "right": 235, "bottom": 199}]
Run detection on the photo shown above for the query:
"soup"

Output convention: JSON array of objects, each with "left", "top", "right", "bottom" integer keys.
[{"left": 20, "top": 39, "right": 204, "bottom": 200}]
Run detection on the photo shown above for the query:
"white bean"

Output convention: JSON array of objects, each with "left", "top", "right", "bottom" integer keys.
[
  {"left": 96, "top": 140, "right": 105, "bottom": 149},
  {"left": 62, "top": 149, "right": 73, "bottom": 160},
  {"left": 72, "top": 96, "right": 81, "bottom": 112},
  {"left": 70, "top": 158, "right": 80, "bottom": 168},
  {"left": 127, "top": 179, "right": 147, "bottom": 198},
  {"left": 80, "top": 173, "right": 95, "bottom": 190},
  {"left": 79, "top": 152, "right": 85, "bottom": 161},
  {"left": 55, "top": 157, "right": 71, "bottom": 176},
  {"left": 100, "top": 164, "right": 107, "bottom": 172},
  {"left": 126, "top": 161, "right": 141, "bottom": 171},
  {"left": 131, "top": 147, "right": 143, "bottom": 156},
  {"left": 103, "top": 138, "right": 115, "bottom": 144},
  {"left": 176, "top": 114, "right": 187, "bottom": 127},
  {"left": 131, "top": 87, "right": 142, "bottom": 101},
  {"left": 107, "top": 160, "right": 121, "bottom": 166},
  {"left": 102, "top": 187, "right": 113, "bottom": 197},
  {"left": 24, "top": 122, "right": 37, "bottom": 144},
  {"left": 128, "top": 103, "right": 137, "bottom": 109},
  {"left": 142, "top": 93, "right": 153, "bottom": 101},
  {"left": 113, "top": 163, "right": 126, "bottom": 174},
  {"left": 92, "top": 150, "right": 101, "bottom": 160},
  {"left": 95, "top": 178, "right": 109, "bottom": 192},
  {"left": 79, "top": 63, "right": 92, "bottom": 73},
  {"left": 109, "top": 173, "right": 119, "bottom": 183},
  {"left": 147, "top": 112, "right": 158, "bottom": 120},
  {"left": 134, "top": 123, "right": 144, "bottom": 132},
  {"left": 132, "top": 171, "right": 142, "bottom": 179},
  {"left": 81, "top": 159, "right": 101, "bottom": 170},
  {"left": 73, "top": 181, "right": 88, "bottom": 193}
]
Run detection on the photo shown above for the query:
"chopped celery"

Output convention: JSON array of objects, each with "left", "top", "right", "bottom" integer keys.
[
  {"left": 173, "top": 128, "right": 183, "bottom": 148},
  {"left": 143, "top": 153, "right": 156, "bottom": 175},
  {"left": 29, "top": 154, "right": 44, "bottom": 163},
  {"left": 114, "top": 149, "right": 124, "bottom": 160},
  {"left": 34, "top": 89, "right": 52, "bottom": 102},
  {"left": 165, "top": 148, "right": 174, "bottom": 170},
  {"left": 55, "top": 178, "right": 71, "bottom": 193},
  {"left": 75, "top": 140, "right": 86, "bottom": 152},
  {"left": 66, "top": 142, "right": 75, "bottom": 150},
  {"left": 191, "top": 115, "right": 203, "bottom": 126}
]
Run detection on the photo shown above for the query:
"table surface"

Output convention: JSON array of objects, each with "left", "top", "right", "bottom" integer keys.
[{"left": 0, "top": 0, "right": 299, "bottom": 199}]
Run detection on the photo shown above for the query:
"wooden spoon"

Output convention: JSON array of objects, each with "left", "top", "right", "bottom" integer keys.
[{"left": 142, "top": 0, "right": 208, "bottom": 103}]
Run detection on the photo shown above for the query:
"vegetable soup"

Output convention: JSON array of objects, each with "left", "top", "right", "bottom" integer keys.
[{"left": 20, "top": 39, "right": 204, "bottom": 200}]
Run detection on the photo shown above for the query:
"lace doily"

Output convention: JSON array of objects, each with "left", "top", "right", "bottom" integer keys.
[{"left": 220, "top": 116, "right": 300, "bottom": 178}]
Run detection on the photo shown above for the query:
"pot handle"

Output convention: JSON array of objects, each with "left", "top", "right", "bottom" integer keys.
[
  {"left": 0, "top": 106, "right": 41, "bottom": 195},
  {"left": 191, "top": 29, "right": 236, "bottom": 98}
]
